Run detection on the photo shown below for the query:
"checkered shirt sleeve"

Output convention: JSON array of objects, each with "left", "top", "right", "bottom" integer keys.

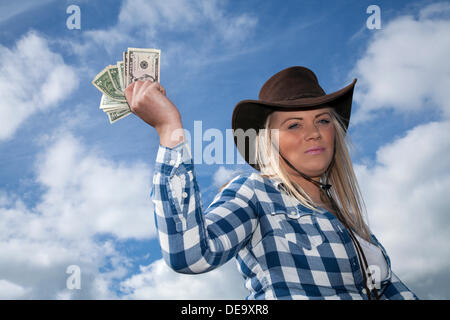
[
  {"left": 379, "top": 271, "right": 419, "bottom": 300},
  {"left": 151, "top": 140, "right": 258, "bottom": 274}
]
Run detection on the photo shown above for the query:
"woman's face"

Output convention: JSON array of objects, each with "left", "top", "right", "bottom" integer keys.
[{"left": 269, "top": 107, "right": 335, "bottom": 179}]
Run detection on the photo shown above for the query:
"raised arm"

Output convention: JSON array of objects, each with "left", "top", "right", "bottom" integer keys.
[{"left": 125, "top": 81, "right": 259, "bottom": 273}]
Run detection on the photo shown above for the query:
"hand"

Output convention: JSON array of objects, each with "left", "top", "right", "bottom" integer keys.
[
  {"left": 124, "top": 80, "right": 182, "bottom": 131},
  {"left": 125, "top": 80, "right": 184, "bottom": 148}
]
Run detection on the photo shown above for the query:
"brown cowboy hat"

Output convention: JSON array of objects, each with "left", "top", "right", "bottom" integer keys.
[{"left": 231, "top": 66, "right": 357, "bottom": 170}]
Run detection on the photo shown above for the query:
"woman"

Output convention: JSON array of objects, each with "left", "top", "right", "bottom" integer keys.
[{"left": 124, "top": 66, "right": 419, "bottom": 300}]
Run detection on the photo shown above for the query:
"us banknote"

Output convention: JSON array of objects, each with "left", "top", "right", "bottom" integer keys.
[{"left": 92, "top": 48, "right": 161, "bottom": 124}]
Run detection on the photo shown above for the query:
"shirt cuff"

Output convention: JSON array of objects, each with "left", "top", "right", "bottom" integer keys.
[{"left": 155, "top": 139, "right": 193, "bottom": 175}]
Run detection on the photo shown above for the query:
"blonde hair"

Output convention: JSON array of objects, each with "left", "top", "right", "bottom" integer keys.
[{"left": 220, "top": 108, "right": 372, "bottom": 242}]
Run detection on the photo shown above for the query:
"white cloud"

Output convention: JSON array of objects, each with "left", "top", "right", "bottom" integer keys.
[
  {"left": 418, "top": 2, "right": 450, "bottom": 20},
  {"left": 120, "top": 258, "right": 248, "bottom": 299},
  {"left": 0, "top": 131, "right": 156, "bottom": 299},
  {"left": 0, "top": 279, "right": 30, "bottom": 299},
  {"left": 213, "top": 166, "right": 243, "bottom": 188},
  {"left": 118, "top": 0, "right": 202, "bottom": 31},
  {"left": 350, "top": 4, "right": 450, "bottom": 298},
  {"left": 0, "top": 32, "right": 78, "bottom": 141},
  {"left": 35, "top": 133, "right": 155, "bottom": 240},
  {"left": 351, "top": 3, "right": 450, "bottom": 122},
  {"left": 64, "top": 0, "right": 257, "bottom": 68},
  {"left": 0, "top": 0, "right": 55, "bottom": 24},
  {"left": 355, "top": 121, "right": 450, "bottom": 299},
  {"left": 350, "top": 2, "right": 450, "bottom": 299},
  {"left": 117, "top": 0, "right": 257, "bottom": 46}
]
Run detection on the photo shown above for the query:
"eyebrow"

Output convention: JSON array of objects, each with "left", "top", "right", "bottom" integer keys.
[{"left": 280, "top": 111, "right": 331, "bottom": 125}]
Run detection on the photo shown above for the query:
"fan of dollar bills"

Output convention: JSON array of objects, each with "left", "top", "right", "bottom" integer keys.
[{"left": 91, "top": 48, "right": 161, "bottom": 124}]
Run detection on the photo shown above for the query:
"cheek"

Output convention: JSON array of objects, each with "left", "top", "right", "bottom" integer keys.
[
  {"left": 323, "top": 126, "right": 335, "bottom": 148},
  {"left": 279, "top": 132, "right": 303, "bottom": 151}
]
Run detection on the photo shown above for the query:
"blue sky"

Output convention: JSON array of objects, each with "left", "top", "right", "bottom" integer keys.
[{"left": 0, "top": 0, "right": 449, "bottom": 299}]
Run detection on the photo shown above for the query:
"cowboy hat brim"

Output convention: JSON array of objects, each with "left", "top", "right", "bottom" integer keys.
[{"left": 231, "top": 78, "right": 357, "bottom": 170}]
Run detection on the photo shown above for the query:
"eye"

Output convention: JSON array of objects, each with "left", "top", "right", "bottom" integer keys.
[
  {"left": 288, "top": 123, "right": 300, "bottom": 129},
  {"left": 317, "top": 118, "right": 331, "bottom": 125}
]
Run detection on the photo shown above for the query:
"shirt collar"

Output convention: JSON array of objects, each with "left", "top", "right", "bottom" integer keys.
[{"left": 261, "top": 174, "right": 286, "bottom": 192}]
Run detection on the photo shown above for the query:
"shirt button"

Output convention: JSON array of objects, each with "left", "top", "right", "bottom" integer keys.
[
  {"left": 169, "top": 160, "right": 175, "bottom": 165},
  {"left": 182, "top": 192, "right": 188, "bottom": 198},
  {"left": 287, "top": 211, "right": 299, "bottom": 218}
]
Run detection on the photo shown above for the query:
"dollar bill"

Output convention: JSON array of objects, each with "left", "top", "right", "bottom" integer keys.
[
  {"left": 100, "top": 94, "right": 129, "bottom": 111},
  {"left": 117, "top": 61, "right": 125, "bottom": 91},
  {"left": 126, "top": 48, "right": 160, "bottom": 86},
  {"left": 107, "top": 108, "right": 132, "bottom": 124},
  {"left": 107, "top": 65, "right": 123, "bottom": 93},
  {"left": 92, "top": 47, "right": 161, "bottom": 124},
  {"left": 92, "top": 66, "right": 126, "bottom": 102},
  {"left": 123, "top": 51, "right": 128, "bottom": 88}
]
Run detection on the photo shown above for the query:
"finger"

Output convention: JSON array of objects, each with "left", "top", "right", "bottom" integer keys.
[
  {"left": 127, "top": 81, "right": 144, "bottom": 113},
  {"left": 158, "top": 83, "right": 166, "bottom": 96},
  {"left": 132, "top": 80, "right": 144, "bottom": 98},
  {"left": 152, "top": 82, "right": 166, "bottom": 95},
  {"left": 140, "top": 79, "right": 155, "bottom": 92},
  {"left": 124, "top": 81, "right": 136, "bottom": 99}
]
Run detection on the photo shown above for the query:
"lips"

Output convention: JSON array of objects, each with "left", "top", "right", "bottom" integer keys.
[{"left": 305, "top": 147, "right": 325, "bottom": 155}]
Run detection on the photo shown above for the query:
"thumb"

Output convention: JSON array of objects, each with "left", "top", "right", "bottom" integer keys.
[
  {"left": 154, "top": 82, "right": 166, "bottom": 96},
  {"left": 124, "top": 81, "right": 137, "bottom": 101}
]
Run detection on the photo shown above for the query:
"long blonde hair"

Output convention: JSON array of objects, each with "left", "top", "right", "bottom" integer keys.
[{"left": 221, "top": 108, "right": 372, "bottom": 242}]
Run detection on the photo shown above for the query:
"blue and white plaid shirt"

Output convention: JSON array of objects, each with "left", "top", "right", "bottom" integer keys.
[{"left": 151, "top": 140, "right": 419, "bottom": 300}]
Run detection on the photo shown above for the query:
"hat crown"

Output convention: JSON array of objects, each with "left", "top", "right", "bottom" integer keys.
[{"left": 259, "top": 66, "right": 326, "bottom": 102}]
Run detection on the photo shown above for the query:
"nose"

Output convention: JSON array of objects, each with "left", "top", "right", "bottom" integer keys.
[{"left": 304, "top": 123, "right": 321, "bottom": 140}]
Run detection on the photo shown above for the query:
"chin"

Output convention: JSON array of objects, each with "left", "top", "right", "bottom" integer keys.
[
  {"left": 301, "top": 162, "right": 328, "bottom": 176},
  {"left": 286, "top": 156, "right": 332, "bottom": 178},
  {"left": 303, "top": 158, "right": 332, "bottom": 174},
  {"left": 303, "top": 169, "right": 327, "bottom": 178},
  {"left": 291, "top": 164, "right": 326, "bottom": 178}
]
